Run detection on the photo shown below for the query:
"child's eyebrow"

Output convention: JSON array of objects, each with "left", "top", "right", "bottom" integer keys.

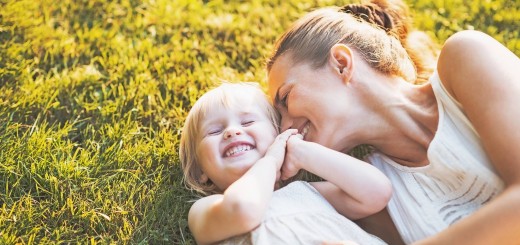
[
  {"left": 239, "top": 111, "right": 256, "bottom": 116},
  {"left": 200, "top": 109, "right": 260, "bottom": 128},
  {"left": 199, "top": 118, "right": 222, "bottom": 131}
]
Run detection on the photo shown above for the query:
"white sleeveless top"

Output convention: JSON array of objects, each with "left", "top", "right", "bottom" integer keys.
[
  {"left": 369, "top": 71, "right": 504, "bottom": 244},
  {"left": 218, "top": 181, "right": 386, "bottom": 245}
]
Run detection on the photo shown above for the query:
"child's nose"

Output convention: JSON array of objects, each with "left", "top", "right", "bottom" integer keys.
[{"left": 224, "top": 127, "right": 242, "bottom": 139}]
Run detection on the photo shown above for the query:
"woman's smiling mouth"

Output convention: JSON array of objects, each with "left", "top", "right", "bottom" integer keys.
[{"left": 301, "top": 123, "right": 310, "bottom": 140}]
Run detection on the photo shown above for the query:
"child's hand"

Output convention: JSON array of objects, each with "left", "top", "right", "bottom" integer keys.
[
  {"left": 280, "top": 133, "right": 304, "bottom": 180},
  {"left": 264, "top": 129, "right": 298, "bottom": 170}
]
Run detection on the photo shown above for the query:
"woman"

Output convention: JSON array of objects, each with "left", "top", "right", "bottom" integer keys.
[{"left": 266, "top": 0, "right": 520, "bottom": 244}]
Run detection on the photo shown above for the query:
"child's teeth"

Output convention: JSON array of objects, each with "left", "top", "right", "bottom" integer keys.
[{"left": 225, "top": 145, "right": 252, "bottom": 157}]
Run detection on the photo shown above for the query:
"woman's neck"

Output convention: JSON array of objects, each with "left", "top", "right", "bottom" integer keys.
[{"left": 360, "top": 76, "right": 439, "bottom": 167}]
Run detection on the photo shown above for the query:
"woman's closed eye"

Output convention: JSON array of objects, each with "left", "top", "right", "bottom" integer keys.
[{"left": 280, "top": 91, "right": 290, "bottom": 108}]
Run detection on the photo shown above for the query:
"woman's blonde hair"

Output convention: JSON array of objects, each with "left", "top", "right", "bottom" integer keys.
[
  {"left": 267, "top": 0, "right": 439, "bottom": 84},
  {"left": 179, "top": 82, "right": 280, "bottom": 195}
]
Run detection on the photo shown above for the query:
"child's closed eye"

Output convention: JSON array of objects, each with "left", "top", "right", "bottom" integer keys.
[
  {"left": 241, "top": 120, "right": 255, "bottom": 126},
  {"left": 207, "top": 128, "right": 223, "bottom": 136}
]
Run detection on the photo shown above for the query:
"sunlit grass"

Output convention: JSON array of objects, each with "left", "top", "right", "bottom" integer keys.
[{"left": 1, "top": 0, "right": 518, "bottom": 244}]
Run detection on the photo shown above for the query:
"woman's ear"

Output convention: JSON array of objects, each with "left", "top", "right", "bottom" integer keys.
[{"left": 329, "top": 44, "right": 354, "bottom": 83}]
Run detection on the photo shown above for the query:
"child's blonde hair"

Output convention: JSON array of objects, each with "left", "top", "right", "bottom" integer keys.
[{"left": 179, "top": 82, "right": 280, "bottom": 195}]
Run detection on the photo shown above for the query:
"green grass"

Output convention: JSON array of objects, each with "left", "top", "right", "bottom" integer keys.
[{"left": 1, "top": 0, "right": 519, "bottom": 244}]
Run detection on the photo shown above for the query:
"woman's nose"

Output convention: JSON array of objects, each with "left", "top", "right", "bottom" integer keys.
[
  {"left": 280, "top": 115, "right": 294, "bottom": 131},
  {"left": 224, "top": 127, "right": 242, "bottom": 139}
]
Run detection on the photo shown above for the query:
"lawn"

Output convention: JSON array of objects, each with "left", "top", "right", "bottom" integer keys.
[{"left": 1, "top": 0, "right": 519, "bottom": 244}]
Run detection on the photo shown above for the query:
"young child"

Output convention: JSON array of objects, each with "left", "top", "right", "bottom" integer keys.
[{"left": 179, "top": 82, "right": 392, "bottom": 245}]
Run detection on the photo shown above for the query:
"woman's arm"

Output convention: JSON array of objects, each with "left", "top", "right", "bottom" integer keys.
[
  {"left": 188, "top": 129, "right": 297, "bottom": 245},
  {"left": 283, "top": 135, "right": 393, "bottom": 220},
  {"left": 419, "top": 30, "right": 520, "bottom": 244},
  {"left": 355, "top": 208, "right": 406, "bottom": 245}
]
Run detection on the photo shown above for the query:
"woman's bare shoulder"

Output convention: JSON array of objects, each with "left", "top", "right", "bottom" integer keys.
[{"left": 437, "top": 30, "right": 518, "bottom": 101}]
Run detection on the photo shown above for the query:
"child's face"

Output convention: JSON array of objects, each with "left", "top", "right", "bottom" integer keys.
[{"left": 196, "top": 100, "right": 278, "bottom": 191}]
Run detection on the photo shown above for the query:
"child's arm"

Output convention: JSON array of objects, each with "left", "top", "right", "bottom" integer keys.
[
  {"left": 283, "top": 135, "right": 392, "bottom": 220},
  {"left": 188, "top": 129, "right": 297, "bottom": 245}
]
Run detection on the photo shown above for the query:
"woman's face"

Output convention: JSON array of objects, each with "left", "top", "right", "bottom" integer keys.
[{"left": 268, "top": 54, "right": 360, "bottom": 152}]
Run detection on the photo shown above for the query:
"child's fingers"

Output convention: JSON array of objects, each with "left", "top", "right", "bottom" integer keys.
[
  {"left": 289, "top": 134, "right": 303, "bottom": 140},
  {"left": 278, "top": 129, "right": 298, "bottom": 139},
  {"left": 266, "top": 129, "right": 297, "bottom": 163},
  {"left": 273, "top": 129, "right": 298, "bottom": 145}
]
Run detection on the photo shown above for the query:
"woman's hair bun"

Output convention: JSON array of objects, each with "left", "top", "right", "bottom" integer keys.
[{"left": 339, "top": 4, "right": 394, "bottom": 32}]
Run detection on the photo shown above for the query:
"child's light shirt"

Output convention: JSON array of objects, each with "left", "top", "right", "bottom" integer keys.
[
  {"left": 218, "top": 181, "right": 386, "bottom": 244},
  {"left": 369, "top": 71, "right": 505, "bottom": 244}
]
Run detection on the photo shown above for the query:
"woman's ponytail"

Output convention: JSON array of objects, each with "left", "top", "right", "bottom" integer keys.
[{"left": 341, "top": 0, "right": 439, "bottom": 84}]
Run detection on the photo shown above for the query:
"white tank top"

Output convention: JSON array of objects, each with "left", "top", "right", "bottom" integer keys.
[{"left": 369, "top": 71, "right": 504, "bottom": 244}]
